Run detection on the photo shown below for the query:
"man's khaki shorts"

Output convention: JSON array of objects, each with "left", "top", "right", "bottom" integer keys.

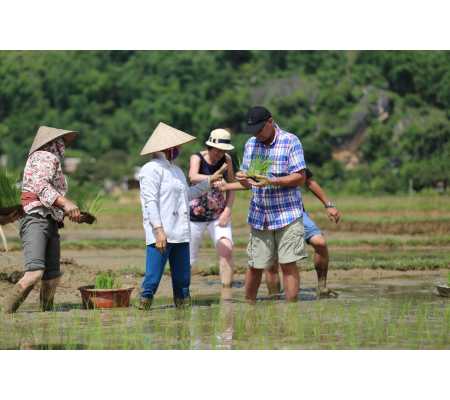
[{"left": 247, "top": 217, "right": 307, "bottom": 269}]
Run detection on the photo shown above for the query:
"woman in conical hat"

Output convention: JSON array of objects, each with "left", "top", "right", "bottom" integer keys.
[
  {"left": 2, "top": 126, "right": 82, "bottom": 314},
  {"left": 138, "top": 122, "right": 226, "bottom": 310}
]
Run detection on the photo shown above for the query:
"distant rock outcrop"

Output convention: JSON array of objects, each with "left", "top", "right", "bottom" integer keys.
[{"left": 332, "top": 88, "right": 393, "bottom": 169}]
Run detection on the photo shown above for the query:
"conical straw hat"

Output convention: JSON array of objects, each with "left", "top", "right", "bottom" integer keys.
[
  {"left": 29, "top": 126, "right": 78, "bottom": 155},
  {"left": 140, "top": 122, "right": 196, "bottom": 155}
]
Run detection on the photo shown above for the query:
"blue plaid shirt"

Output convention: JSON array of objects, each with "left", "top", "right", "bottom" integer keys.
[{"left": 241, "top": 125, "right": 306, "bottom": 231}]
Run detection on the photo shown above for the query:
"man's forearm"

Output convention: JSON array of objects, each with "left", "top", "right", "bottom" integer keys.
[
  {"left": 307, "top": 179, "right": 330, "bottom": 206},
  {"left": 270, "top": 171, "right": 305, "bottom": 188},
  {"left": 224, "top": 181, "right": 249, "bottom": 191}
]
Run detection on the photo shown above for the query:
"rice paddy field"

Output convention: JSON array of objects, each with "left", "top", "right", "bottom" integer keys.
[{"left": 0, "top": 191, "right": 449, "bottom": 349}]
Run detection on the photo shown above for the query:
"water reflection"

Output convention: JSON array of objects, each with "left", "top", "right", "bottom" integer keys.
[
  {"left": 1, "top": 277, "right": 448, "bottom": 349},
  {"left": 215, "top": 287, "right": 234, "bottom": 350}
]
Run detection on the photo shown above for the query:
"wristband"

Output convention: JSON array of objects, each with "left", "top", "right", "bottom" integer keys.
[{"left": 325, "top": 201, "right": 336, "bottom": 208}]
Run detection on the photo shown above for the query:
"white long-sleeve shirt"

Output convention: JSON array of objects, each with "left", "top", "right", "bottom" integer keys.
[{"left": 139, "top": 152, "right": 210, "bottom": 245}]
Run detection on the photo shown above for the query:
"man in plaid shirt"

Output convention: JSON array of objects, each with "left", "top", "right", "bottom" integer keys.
[{"left": 235, "top": 106, "right": 307, "bottom": 302}]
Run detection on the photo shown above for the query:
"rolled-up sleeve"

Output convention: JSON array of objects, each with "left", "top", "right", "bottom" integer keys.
[
  {"left": 139, "top": 166, "right": 163, "bottom": 228},
  {"left": 188, "top": 179, "right": 209, "bottom": 200},
  {"left": 240, "top": 141, "right": 252, "bottom": 173},
  {"left": 288, "top": 137, "right": 306, "bottom": 174},
  {"left": 28, "top": 157, "right": 61, "bottom": 208}
]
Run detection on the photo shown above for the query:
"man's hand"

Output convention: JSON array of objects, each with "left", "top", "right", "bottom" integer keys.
[
  {"left": 326, "top": 207, "right": 340, "bottom": 224},
  {"left": 217, "top": 207, "right": 231, "bottom": 227},
  {"left": 235, "top": 171, "right": 250, "bottom": 185},
  {"left": 248, "top": 174, "right": 271, "bottom": 188},
  {"left": 62, "top": 199, "right": 81, "bottom": 223},
  {"left": 154, "top": 227, "right": 167, "bottom": 253},
  {"left": 235, "top": 171, "right": 246, "bottom": 180},
  {"left": 235, "top": 171, "right": 260, "bottom": 189}
]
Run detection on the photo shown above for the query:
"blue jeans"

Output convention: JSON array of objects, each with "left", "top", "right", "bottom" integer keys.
[{"left": 141, "top": 242, "right": 191, "bottom": 300}]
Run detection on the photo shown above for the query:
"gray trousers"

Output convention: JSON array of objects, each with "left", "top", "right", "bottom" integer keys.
[{"left": 20, "top": 214, "right": 61, "bottom": 281}]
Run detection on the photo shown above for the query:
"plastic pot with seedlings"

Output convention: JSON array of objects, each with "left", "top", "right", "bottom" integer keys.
[{"left": 78, "top": 271, "right": 134, "bottom": 309}]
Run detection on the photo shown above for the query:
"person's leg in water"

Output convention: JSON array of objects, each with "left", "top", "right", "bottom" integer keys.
[
  {"left": 139, "top": 244, "right": 170, "bottom": 309},
  {"left": 169, "top": 242, "right": 192, "bottom": 307},
  {"left": 302, "top": 212, "right": 338, "bottom": 297},
  {"left": 309, "top": 234, "right": 337, "bottom": 297},
  {"left": 189, "top": 221, "right": 207, "bottom": 272},
  {"left": 308, "top": 234, "right": 328, "bottom": 291},
  {"left": 279, "top": 262, "right": 300, "bottom": 302},
  {"left": 40, "top": 221, "right": 62, "bottom": 311},
  {"left": 3, "top": 270, "right": 44, "bottom": 314},
  {"left": 216, "top": 238, "right": 234, "bottom": 287},
  {"left": 245, "top": 267, "right": 263, "bottom": 304},
  {"left": 265, "top": 264, "right": 281, "bottom": 295},
  {"left": 40, "top": 276, "right": 61, "bottom": 311},
  {"left": 246, "top": 226, "right": 275, "bottom": 303},
  {"left": 3, "top": 214, "right": 50, "bottom": 314},
  {"left": 208, "top": 221, "right": 234, "bottom": 287}
]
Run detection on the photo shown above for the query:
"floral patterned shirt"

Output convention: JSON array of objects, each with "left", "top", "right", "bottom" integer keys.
[
  {"left": 21, "top": 138, "right": 67, "bottom": 222},
  {"left": 189, "top": 152, "right": 227, "bottom": 222}
]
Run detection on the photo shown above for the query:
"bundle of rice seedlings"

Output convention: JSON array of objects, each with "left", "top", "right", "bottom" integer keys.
[
  {"left": 67, "top": 181, "right": 104, "bottom": 224},
  {"left": 95, "top": 271, "right": 121, "bottom": 289},
  {"left": 79, "top": 191, "right": 105, "bottom": 224},
  {"left": 0, "top": 168, "right": 22, "bottom": 216},
  {"left": 246, "top": 156, "right": 272, "bottom": 181}
]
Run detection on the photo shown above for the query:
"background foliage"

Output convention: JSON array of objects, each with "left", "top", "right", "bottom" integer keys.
[{"left": 0, "top": 50, "right": 449, "bottom": 193}]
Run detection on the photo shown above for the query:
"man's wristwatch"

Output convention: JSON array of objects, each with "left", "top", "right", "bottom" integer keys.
[{"left": 325, "top": 201, "right": 336, "bottom": 209}]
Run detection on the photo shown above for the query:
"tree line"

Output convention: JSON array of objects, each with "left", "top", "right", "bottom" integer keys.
[{"left": 0, "top": 50, "right": 449, "bottom": 193}]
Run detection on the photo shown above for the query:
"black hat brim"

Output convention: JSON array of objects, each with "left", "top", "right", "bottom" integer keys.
[{"left": 246, "top": 120, "right": 267, "bottom": 135}]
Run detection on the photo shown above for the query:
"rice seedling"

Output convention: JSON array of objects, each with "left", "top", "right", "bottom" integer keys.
[
  {"left": 246, "top": 156, "right": 272, "bottom": 180},
  {"left": 95, "top": 271, "right": 121, "bottom": 289},
  {"left": 0, "top": 168, "right": 21, "bottom": 214},
  {"left": 76, "top": 191, "right": 105, "bottom": 224},
  {"left": 86, "top": 191, "right": 105, "bottom": 216},
  {"left": 67, "top": 179, "right": 104, "bottom": 224}
]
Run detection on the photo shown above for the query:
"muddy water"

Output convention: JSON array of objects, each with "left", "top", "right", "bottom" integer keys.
[{"left": 0, "top": 274, "right": 448, "bottom": 350}]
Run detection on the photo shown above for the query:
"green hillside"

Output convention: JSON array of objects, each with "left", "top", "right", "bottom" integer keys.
[{"left": 0, "top": 51, "right": 449, "bottom": 193}]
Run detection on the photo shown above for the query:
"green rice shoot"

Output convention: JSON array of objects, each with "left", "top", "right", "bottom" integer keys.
[
  {"left": 247, "top": 156, "right": 272, "bottom": 177},
  {"left": 67, "top": 181, "right": 104, "bottom": 216},
  {"left": 447, "top": 271, "right": 450, "bottom": 286},
  {"left": 86, "top": 192, "right": 104, "bottom": 216},
  {"left": 95, "top": 271, "right": 120, "bottom": 289},
  {"left": 0, "top": 168, "right": 21, "bottom": 208}
]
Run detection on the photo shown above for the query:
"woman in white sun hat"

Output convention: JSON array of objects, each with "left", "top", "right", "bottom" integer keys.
[
  {"left": 138, "top": 122, "right": 226, "bottom": 310},
  {"left": 188, "top": 128, "right": 236, "bottom": 287}
]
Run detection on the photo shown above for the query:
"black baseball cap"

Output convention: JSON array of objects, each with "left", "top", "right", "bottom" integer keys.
[{"left": 245, "top": 106, "right": 272, "bottom": 134}]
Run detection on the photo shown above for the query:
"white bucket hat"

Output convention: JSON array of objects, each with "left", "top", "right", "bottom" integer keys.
[
  {"left": 140, "top": 122, "right": 196, "bottom": 155},
  {"left": 29, "top": 126, "right": 78, "bottom": 155},
  {"left": 205, "top": 129, "right": 234, "bottom": 151}
]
